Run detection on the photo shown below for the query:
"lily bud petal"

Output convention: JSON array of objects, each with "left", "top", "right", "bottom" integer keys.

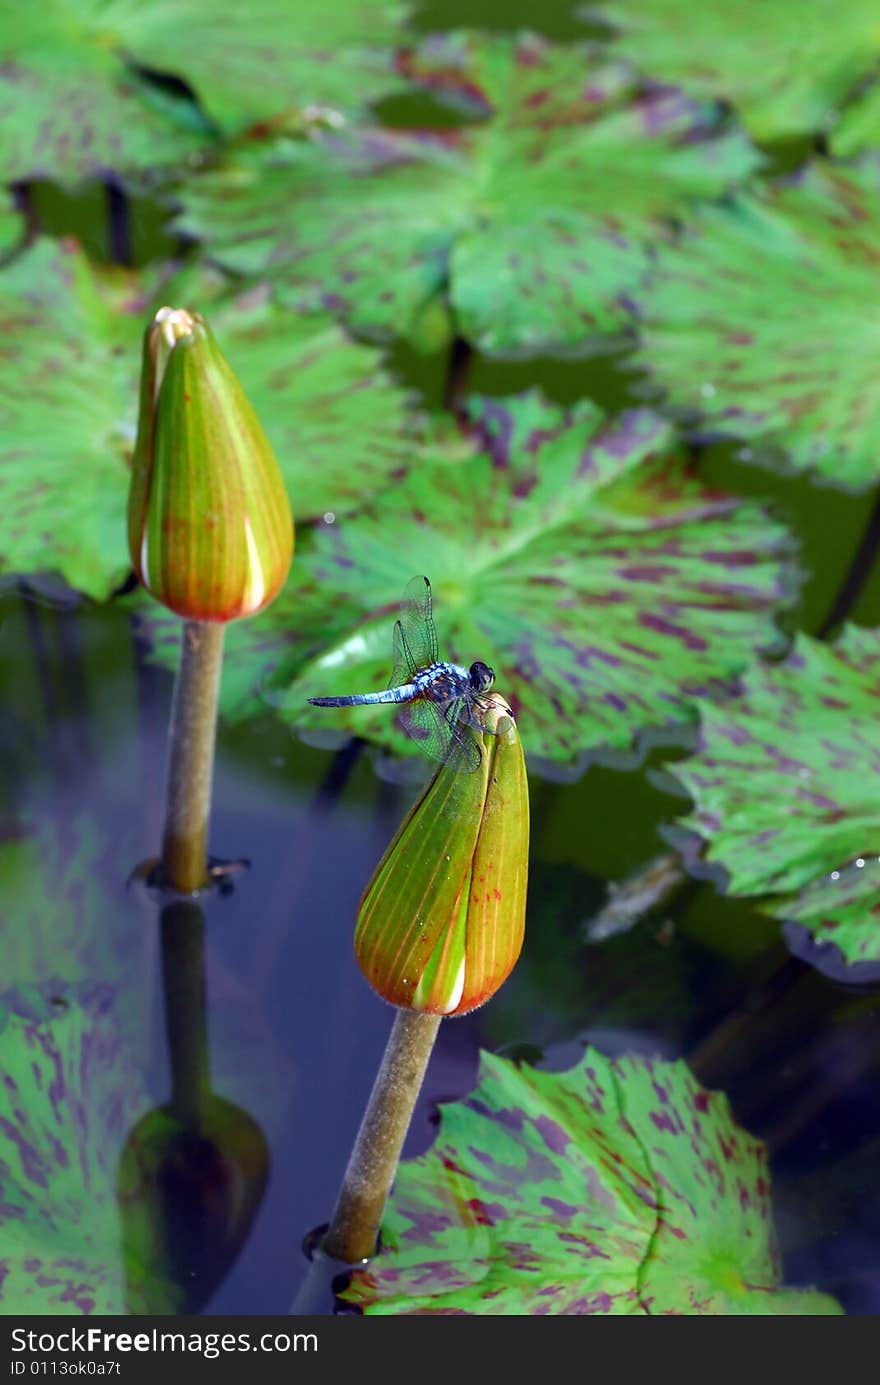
[
  {"left": 355, "top": 695, "right": 529, "bottom": 1016},
  {"left": 127, "top": 307, "right": 294, "bottom": 623}
]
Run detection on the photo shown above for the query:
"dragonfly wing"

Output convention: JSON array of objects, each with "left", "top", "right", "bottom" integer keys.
[
  {"left": 397, "top": 697, "right": 481, "bottom": 773},
  {"left": 389, "top": 618, "right": 416, "bottom": 689},
  {"left": 399, "top": 575, "right": 440, "bottom": 670}
]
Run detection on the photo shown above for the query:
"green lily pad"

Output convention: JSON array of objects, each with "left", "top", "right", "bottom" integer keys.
[
  {"left": 342, "top": 1046, "right": 841, "bottom": 1314},
  {"left": 669, "top": 627, "right": 880, "bottom": 968},
  {"left": 0, "top": 993, "right": 172, "bottom": 1314},
  {"left": 585, "top": 0, "right": 880, "bottom": 142},
  {"left": 0, "top": 815, "right": 145, "bottom": 992},
  {"left": 0, "top": 8, "right": 208, "bottom": 187},
  {"left": 831, "top": 82, "right": 880, "bottom": 157},
  {"left": 136, "top": 391, "right": 794, "bottom": 762},
  {"left": 0, "top": 240, "right": 416, "bottom": 599},
  {"left": 0, "top": 239, "right": 142, "bottom": 600},
  {"left": 1, "top": 1, "right": 409, "bottom": 186},
  {"left": 0, "top": 195, "right": 23, "bottom": 259},
  {"left": 174, "top": 31, "right": 759, "bottom": 356},
  {"left": 633, "top": 159, "right": 880, "bottom": 490}
]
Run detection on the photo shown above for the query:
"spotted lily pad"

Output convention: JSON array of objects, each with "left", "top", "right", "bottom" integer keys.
[
  {"left": 0, "top": 992, "right": 173, "bottom": 1313},
  {"left": 211, "top": 391, "right": 795, "bottom": 768},
  {"left": 633, "top": 159, "right": 880, "bottom": 489},
  {"left": 669, "top": 627, "right": 880, "bottom": 967},
  {"left": 343, "top": 1047, "right": 841, "bottom": 1314},
  {"left": 0, "top": 7, "right": 208, "bottom": 187},
  {"left": 1, "top": 1, "right": 409, "bottom": 186},
  {"left": 585, "top": 0, "right": 880, "bottom": 142},
  {"left": 0, "top": 240, "right": 415, "bottom": 599},
  {"left": 831, "top": 82, "right": 880, "bottom": 157},
  {"left": 0, "top": 194, "right": 23, "bottom": 259},
  {"left": 174, "top": 31, "right": 759, "bottom": 356},
  {"left": 0, "top": 815, "right": 146, "bottom": 993}
]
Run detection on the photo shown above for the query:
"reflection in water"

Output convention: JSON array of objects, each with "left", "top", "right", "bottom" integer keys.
[{"left": 117, "top": 900, "right": 269, "bottom": 1314}]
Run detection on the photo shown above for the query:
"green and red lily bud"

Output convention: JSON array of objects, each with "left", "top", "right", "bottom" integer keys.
[
  {"left": 355, "top": 696, "right": 529, "bottom": 1016},
  {"left": 127, "top": 306, "right": 294, "bottom": 623}
]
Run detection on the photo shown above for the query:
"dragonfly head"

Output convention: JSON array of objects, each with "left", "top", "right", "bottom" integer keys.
[{"left": 468, "top": 660, "right": 495, "bottom": 694}]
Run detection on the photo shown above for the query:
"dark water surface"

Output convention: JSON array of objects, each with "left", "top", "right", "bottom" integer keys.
[{"left": 2, "top": 574, "right": 880, "bottom": 1314}]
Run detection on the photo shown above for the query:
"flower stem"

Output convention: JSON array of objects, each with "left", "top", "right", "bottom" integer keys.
[
  {"left": 160, "top": 900, "right": 211, "bottom": 1128},
  {"left": 323, "top": 1009, "right": 442, "bottom": 1262},
  {"left": 161, "top": 619, "right": 225, "bottom": 893}
]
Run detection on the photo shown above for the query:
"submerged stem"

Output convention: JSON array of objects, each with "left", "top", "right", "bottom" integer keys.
[
  {"left": 160, "top": 900, "right": 211, "bottom": 1127},
  {"left": 161, "top": 619, "right": 225, "bottom": 893},
  {"left": 323, "top": 1009, "right": 442, "bottom": 1263}
]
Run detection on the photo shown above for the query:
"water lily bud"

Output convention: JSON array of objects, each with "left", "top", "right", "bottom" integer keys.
[
  {"left": 355, "top": 696, "right": 529, "bottom": 1016},
  {"left": 127, "top": 306, "right": 294, "bottom": 622}
]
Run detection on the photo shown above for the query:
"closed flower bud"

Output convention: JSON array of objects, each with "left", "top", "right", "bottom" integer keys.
[
  {"left": 355, "top": 696, "right": 529, "bottom": 1016},
  {"left": 127, "top": 307, "right": 294, "bottom": 622}
]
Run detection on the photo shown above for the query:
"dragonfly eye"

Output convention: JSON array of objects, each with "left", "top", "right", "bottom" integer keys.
[{"left": 469, "top": 661, "right": 494, "bottom": 693}]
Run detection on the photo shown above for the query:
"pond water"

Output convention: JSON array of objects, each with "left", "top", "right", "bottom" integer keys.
[{"left": 3, "top": 550, "right": 880, "bottom": 1314}]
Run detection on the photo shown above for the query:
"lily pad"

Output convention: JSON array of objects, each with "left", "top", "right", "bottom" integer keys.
[
  {"left": 0, "top": 8, "right": 208, "bottom": 187},
  {"left": 174, "top": 31, "right": 759, "bottom": 356},
  {"left": 0, "top": 815, "right": 146, "bottom": 993},
  {"left": 343, "top": 1046, "right": 841, "bottom": 1314},
  {"left": 633, "top": 159, "right": 880, "bottom": 490},
  {"left": 584, "top": 0, "right": 880, "bottom": 142},
  {"left": 230, "top": 391, "right": 793, "bottom": 768},
  {"left": 0, "top": 195, "right": 23, "bottom": 259},
  {"left": 0, "top": 239, "right": 142, "bottom": 600},
  {"left": 669, "top": 627, "right": 880, "bottom": 968},
  {"left": 1, "top": 1, "right": 409, "bottom": 186},
  {"left": 0, "top": 991, "right": 170, "bottom": 1314},
  {"left": 831, "top": 82, "right": 880, "bottom": 157},
  {"left": 0, "top": 240, "right": 416, "bottom": 599}
]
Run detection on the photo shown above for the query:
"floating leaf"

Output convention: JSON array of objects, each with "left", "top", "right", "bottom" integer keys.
[
  {"left": 0, "top": 992, "right": 174, "bottom": 1314},
  {"left": 669, "top": 627, "right": 880, "bottom": 967},
  {"left": 0, "top": 239, "right": 141, "bottom": 599},
  {"left": 175, "top": 31, "right": 759, "bottom": 355},
  {"left": 269, "top": 392, "right": 792, "bottom": 768},
  {"left": 0, "top": 815, "right": 144, "bottom": 992},
  {"left": 633, "top": 160, "right": 880, "bottom": 489},
  {"left": 585, "top": 0, "right": 880, "bottom": 142},
  {"left": 343, "top": 1046, "right": 841, "bottom": 1314},
  {"left": 0, "top": 241, "right": 415, "bottom": 598},
  {"left": 0, "top": 194, "right": 22, "bottom": 259},
  {"left": 1, "top": 1, "right": 409, "bottom": 186},
  {"left": 0, "top": 8, "right": 208, "bottom": 187},
  {"left": 831, "top": 82, "right": 880, "bottom": 157}
]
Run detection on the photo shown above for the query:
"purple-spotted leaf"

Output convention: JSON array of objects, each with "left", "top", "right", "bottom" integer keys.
[
  {"left": 343, "top": 1047, "right": 841, "bottom": 1314},
  {"left": 174, "top": 31, "right": 759, "bottom": 356},
  {"left": 633, "top": 159, "right": 880, "bottom": 490},
  {"left": 0, "top": 8, "right": 207, "bottom": 187},
  {"left": 0, "top": 194, "right": 22, "bottom": 258},
  {"left": 0, "top": 241, "right": 415, "bottom": 599},
  {"left": 831, "top": 82, "right": 880, "bottom": 157},
  {"left": 669, "top": 627, "right": 880, "bottom": 967},
  {"left": 0, "top": 816, "right": 147, "bottom": 993},
  {"left": 272, "top": 392, "right": 792, "bottom": 769},
  {"left": 0, "top": 993, "right": 175, "bottom": 1314},
  {"left": 585, "top": 0, "right": 880, "bottom": 142},
  {"left": 1, "top": 1, "right": 409, "bottom": 186}
]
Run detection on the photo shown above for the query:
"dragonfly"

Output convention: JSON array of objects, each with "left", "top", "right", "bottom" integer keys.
[{"left": 308, "top": 576, "right": 497, "bottom": 772}]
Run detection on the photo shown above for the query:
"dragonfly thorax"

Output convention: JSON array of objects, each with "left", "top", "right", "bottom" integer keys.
[{"left": 414, "top": 661, "right": 472, "bottom": 703}]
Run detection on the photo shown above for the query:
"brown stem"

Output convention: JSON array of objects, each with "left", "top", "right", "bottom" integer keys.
[
  {"left": 323, "top": 1009, "right": 442, "bottom": 1263},
  {"left": 161, "top": 619, "right": 225, "bottom": 893}
]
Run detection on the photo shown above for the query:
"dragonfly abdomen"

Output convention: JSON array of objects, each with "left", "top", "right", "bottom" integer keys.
[{"left": 309, "top": 683, "right": 418, "bottom": 708}]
